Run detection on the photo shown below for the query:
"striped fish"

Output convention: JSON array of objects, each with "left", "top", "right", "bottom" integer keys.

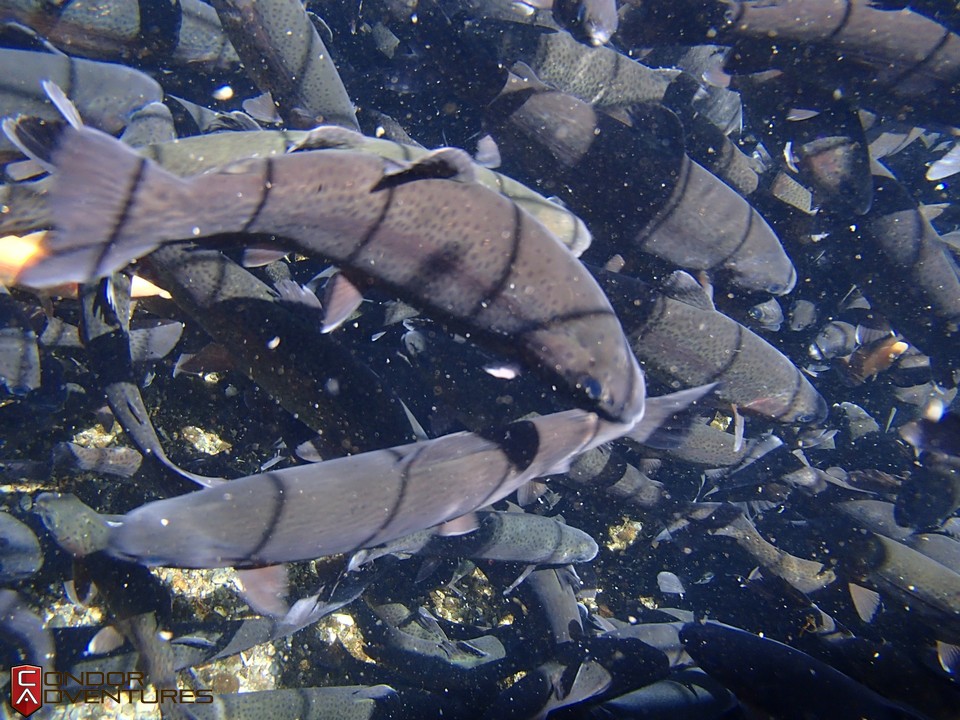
[
  {"left": 37, "top": 386, "right": 709, "bottom": 569},
  {"left": 17, "top": 124, "right": 645, "bottom": 423}
]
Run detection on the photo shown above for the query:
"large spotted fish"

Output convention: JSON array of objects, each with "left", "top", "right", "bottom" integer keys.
[{"left": 13, "top": 123, "right": 645, "bottom": 424}]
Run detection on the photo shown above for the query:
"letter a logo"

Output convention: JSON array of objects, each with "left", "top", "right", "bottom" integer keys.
[{"left": 10, "top": 665, "right": 42, "bottom": 718}]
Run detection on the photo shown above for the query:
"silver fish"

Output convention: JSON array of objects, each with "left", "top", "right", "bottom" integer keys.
[{"left": 39, "top": 387, "right": 707, "bottom": 569}]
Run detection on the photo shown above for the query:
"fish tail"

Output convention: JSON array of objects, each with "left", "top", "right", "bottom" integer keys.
[
  {"left": 18, "top": 126, "right": 195, "bottom": 288},
  {"left": 629, "top": 383, "right": 718, "bottom": 446}
]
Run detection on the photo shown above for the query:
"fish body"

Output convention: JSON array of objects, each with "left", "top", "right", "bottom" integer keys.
[
  {"left": 79, "top": 274, "right": 220, "bottom": 487},
  {"left": 25, "top": 125, "right": 643, "bottom": 423},
  {"left": 94, "top": 409, "right": 630, "bottom": 568},
  {"left": 0, "top": 0, "right": 239, "bottom": 70},
  {"left": 45, "top": 384, "right": 707, "bottom": 569},
  {"left": 680, "top": 622, "right": 929, "bottom": 720},
  {"left": 354, "top": 509, "right": 599, "bottom": 566},
  {"left": 596, "top": 268, "right": 826, "bottom": 424},
  {"left": 531, "top": 30, "right": 676, "bottom": 107},
  {"left": 0, "top": 48, "right": 165, "bottom": 162},
  {"left": 552, "top": 0, "right": 619, "bottom": 46},
  {"left": 849, "top": 174, "right": 960, "bottom": 374},
  {"left": 722, "top": 0, "right": 960, "bottom": 126},
  {"left": 485, "top": 71, "right": 796, "bottom": 295},
  {"left": 839, "top": 531, "right": 960, "bottom": 640},
  {"left": 209, "top": 0, "right": 358, "bottom": 130}
]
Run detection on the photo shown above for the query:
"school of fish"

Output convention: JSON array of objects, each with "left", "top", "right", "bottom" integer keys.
[{"left": 1, "top": 0, "right": 960, "bottom": 718}]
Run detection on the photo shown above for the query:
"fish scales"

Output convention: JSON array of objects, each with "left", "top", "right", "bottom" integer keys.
[
  {"left": 35, "top": 126, "right": 644, "bottom": 423},
  {"left": 532, "top": 31, "right": 676, "bottom": 108}
]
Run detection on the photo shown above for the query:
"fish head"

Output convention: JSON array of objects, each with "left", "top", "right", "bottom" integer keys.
[
  {"left": 726, "top": 256, "right": 797, "bottom": 296},
  {"left": 526, "top": 318, "right": 647, "bottom": 424}
]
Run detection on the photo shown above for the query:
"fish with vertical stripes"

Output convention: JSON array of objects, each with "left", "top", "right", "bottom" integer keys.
[
  {"left": 36, "top": 385, "right": 709, "bottom": 569},
  {"left": 11, "top": 122, "right": 645, "bottom": 423}
]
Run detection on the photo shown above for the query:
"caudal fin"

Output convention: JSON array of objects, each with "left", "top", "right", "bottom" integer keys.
[{"left": 16, "top": 126, "right": 192, "bottom": 288}]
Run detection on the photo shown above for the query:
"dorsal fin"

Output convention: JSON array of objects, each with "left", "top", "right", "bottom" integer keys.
[
  {"left": 508, "top": 61, "right": 552, "bottom": 93},
  {"left": 373, "top": 147, "right": 476, "bottom": 190},
  {"left": 661, "top": 271, "right": 715, "bottom": 311},
  {"left": 290, "top": 124, "right": 366, "bottom": 152}
]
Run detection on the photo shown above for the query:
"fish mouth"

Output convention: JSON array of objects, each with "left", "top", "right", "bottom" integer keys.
[{"left": 593, "top": 361, "right": 647, "bottom": 426}]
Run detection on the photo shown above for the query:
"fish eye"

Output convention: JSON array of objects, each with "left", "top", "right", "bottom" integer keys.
[{"left": 578, "top": 375, "right": 603, "bottom": 401}]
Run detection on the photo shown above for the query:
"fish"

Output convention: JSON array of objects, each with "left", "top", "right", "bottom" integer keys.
[
  {"left": 522, "top": 566, "right": 586, "bottom": 644},
  {"left": 0, "top": 511, "right": 42, "bottom": 583},
  {"left": 530, "top": 30, "right": 677, "bottom": 108},
  {"left": 836, "top": 530, "right": 960, "bottom": 642},
  {"left": 350, "top": 509, "right": 599, "bottom": 567},
  {"left": 13, "top": 82, "right": 590, "bottom": 256},
  {"left": 597, "top": 668, "right": 735, "bottom": 719},
  {"left": 78, "top": 273, "right": 222, "bottom": 487},
  {"left": 551, "top": 0, "right": 620, "bottom": 46},
  {"left": 13, "top": 123, "right": 645, "bottom": 424},
  {"left": 596, "top": 268, "right": 827, "bottom": 424},
  {"left": 484, "top": 66, "right": 797, "bottom": 295},
  {"left": 702, "top": 509, "right": 836, "bottom": 594},
  {"left": 746, "top": 298, "right": 783, "bottom": 332},
  {"left": 0, "top": 0, "right": 240, "bottom": 70},
  {"left": 36, "top": 386, "right": 709, "bottom": 569},
  {"left": 356, "top": 602, "right": 506, "bottom": 688},
  {"left": 527, "top": 34, "right": 760, "bottom": 198},
  {"left": 208, "top": 0, "right": 359, "bottom": 130},
  {"left": 848, "top": 172, "right": 960, "bottom": 377},
  {"left": 680, "top": 621, "right": 930, "bottom": 720},
  {"left": 0, "top": 48, "right": 167, "bottom": 164},
  {"left": 719, "top": 0, "right": 960, "bottom": 128},
  {"left": 566, "top": 446, "right": 667, "bottom": 508}
]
